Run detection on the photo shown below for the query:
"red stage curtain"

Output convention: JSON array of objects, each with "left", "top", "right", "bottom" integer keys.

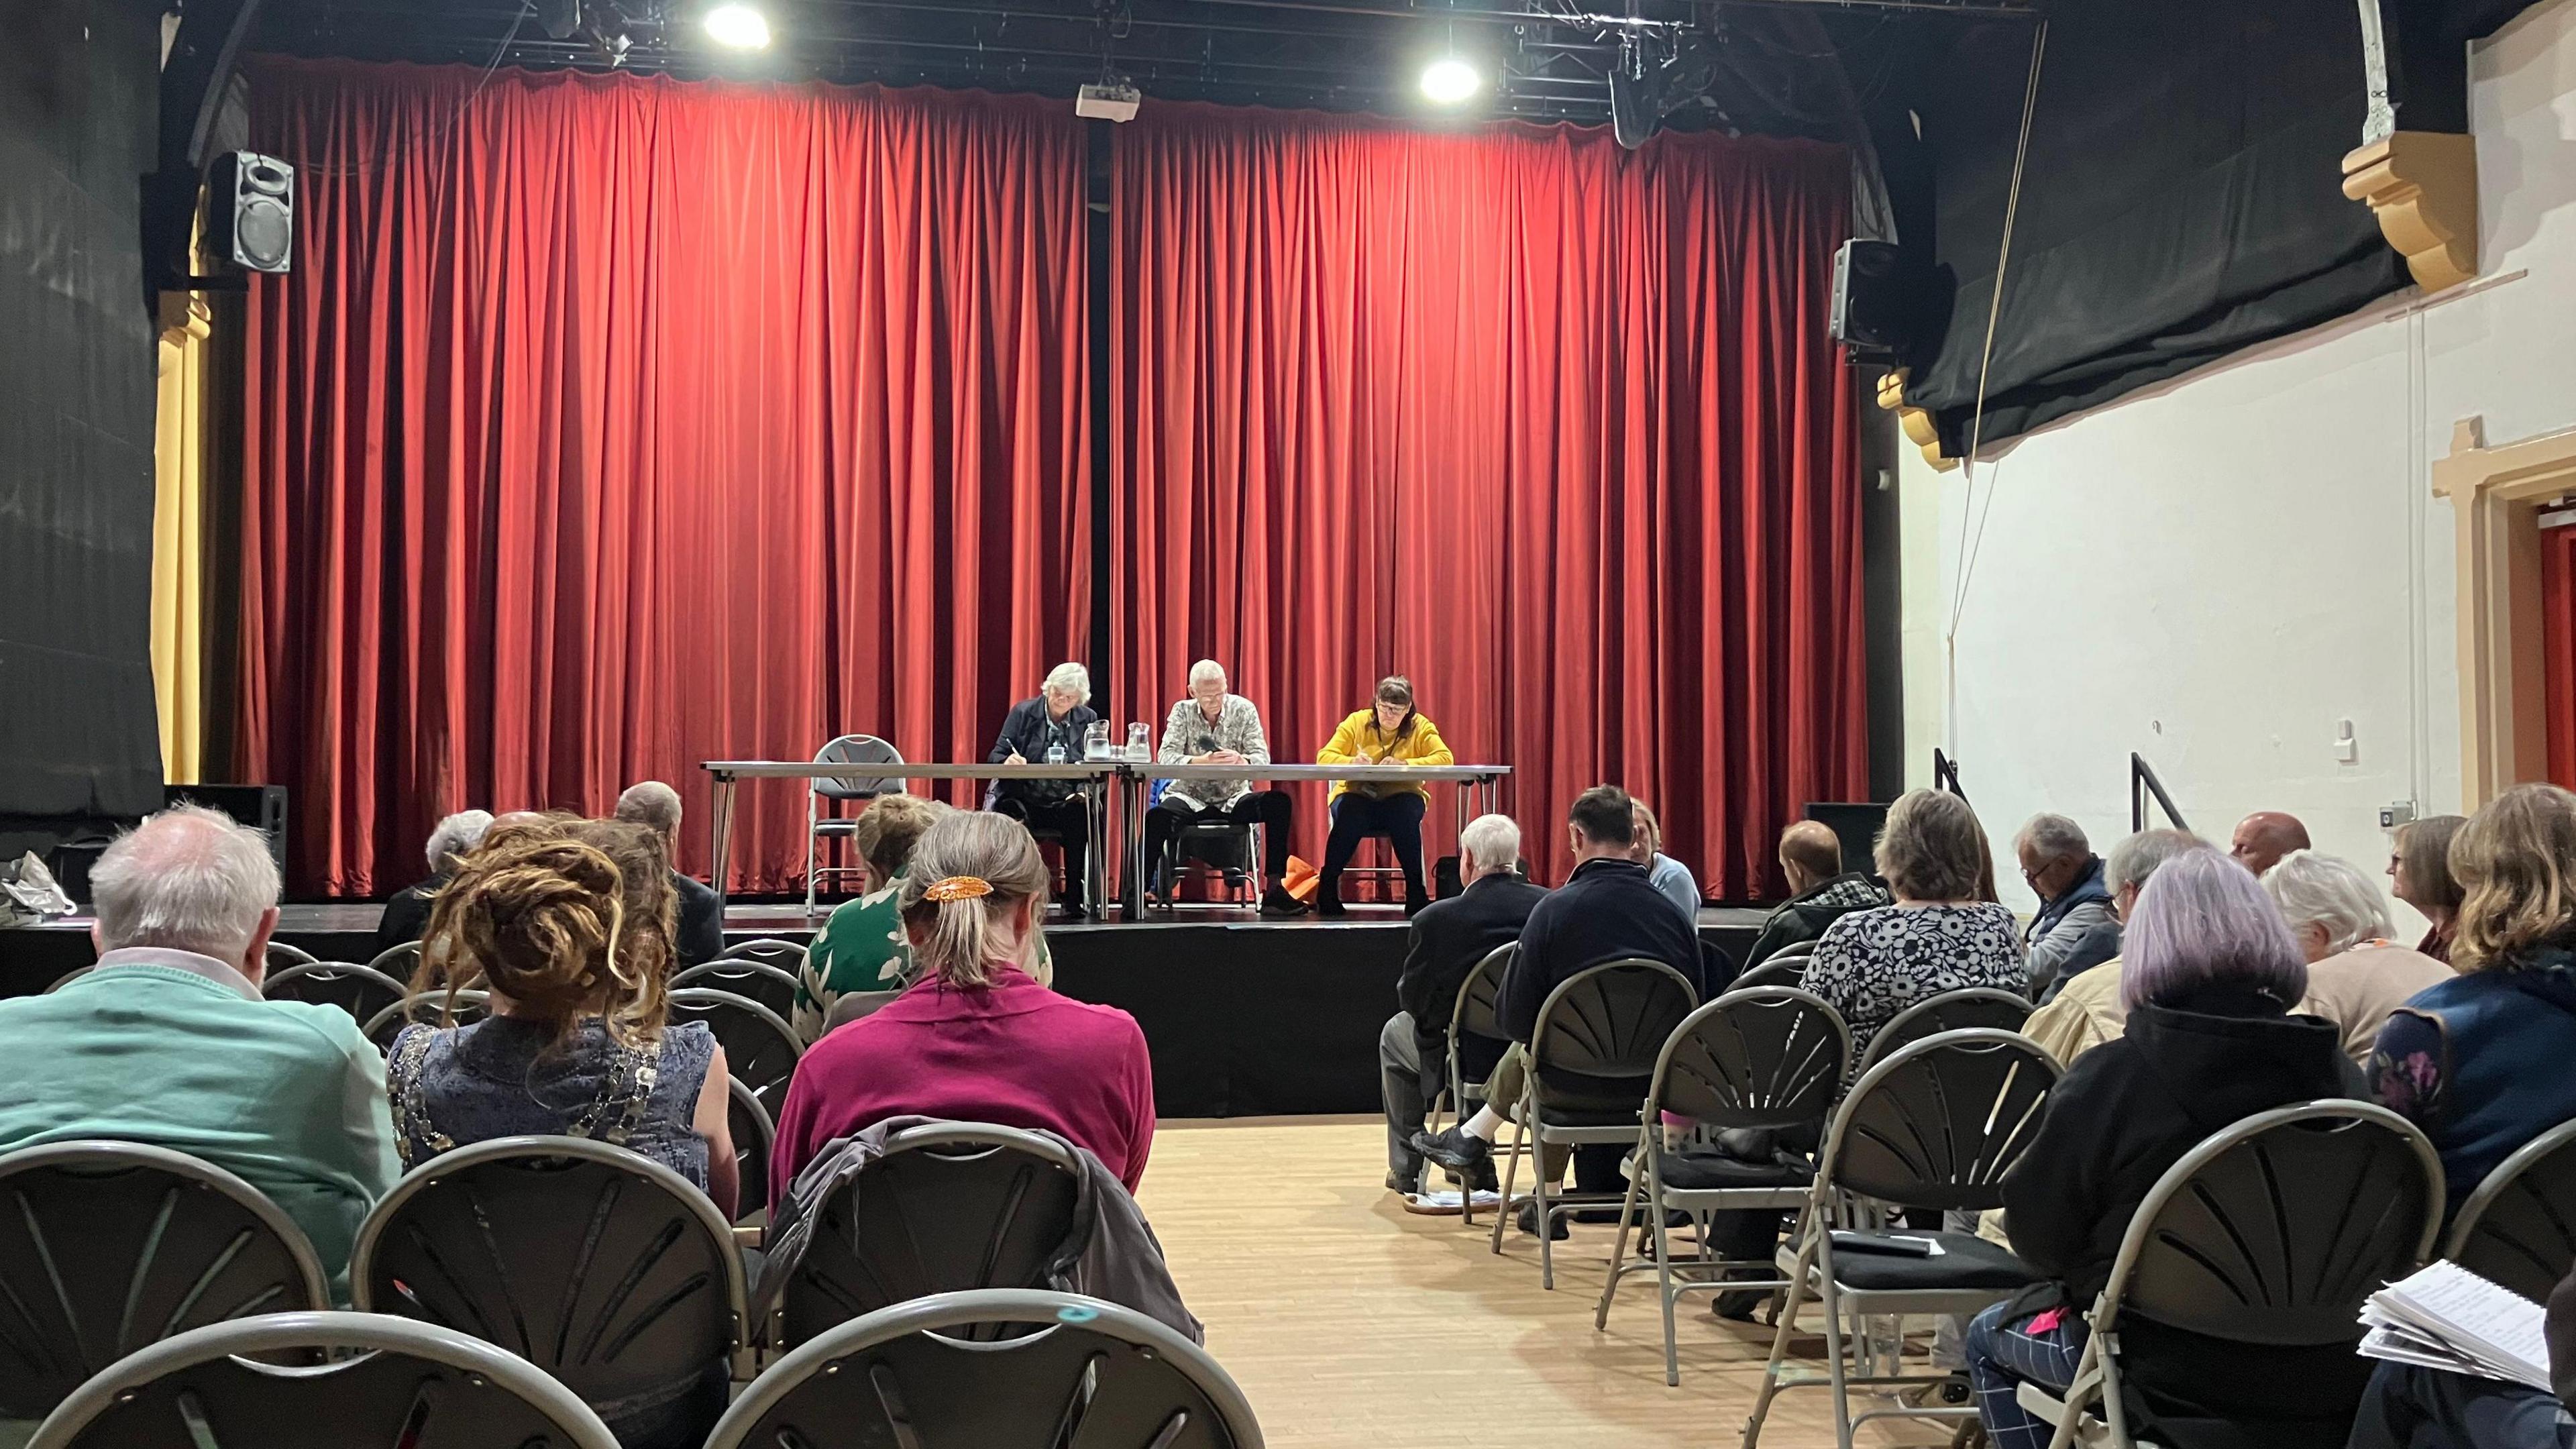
[
  {"left": 1111, "top": 104, "right": 1864, "bottom": 896},
  {"left": 238, "top": 61, "right": 1090, "bottom": 895}
]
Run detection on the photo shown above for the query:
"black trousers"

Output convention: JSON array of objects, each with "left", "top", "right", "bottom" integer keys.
[
  {"left": 993, "top": 794, "right": 1089, "bottom": 907},
  {"left": 1320, "top": 792, "right": 1428, "bottom": 906},
  {"left": 1142, "top": 790, "right": 1293, "bottom": 891}
]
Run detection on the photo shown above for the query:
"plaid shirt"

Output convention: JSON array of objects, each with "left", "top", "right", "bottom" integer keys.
[{"left": 1157, "top": 694, "right": 1273, "bottom": 807}]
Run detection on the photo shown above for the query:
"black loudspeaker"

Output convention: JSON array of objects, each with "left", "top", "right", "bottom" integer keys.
[
  {"left": 205, "top": 151, "right": 294, "bottom": 273},
  {"left": 1830, "top": 239, "right": 1929, "bottom": 357},
  {"left": 1803, "top": 802, "right": 1891, "bottom": 881},
  {"left": 165, "top": 785, "right": 288, "bottom": 870}
]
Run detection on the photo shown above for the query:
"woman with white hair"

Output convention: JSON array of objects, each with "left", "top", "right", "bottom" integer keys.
[
  {"left": 985, "top": 661, "right": 1102, "bottom": 917},
  {"left": 372, "top": 808, "right": 496, "bottom": 956},
  {"left": 2262, "top": 849, "right": 2450, "bottom": 1065}
]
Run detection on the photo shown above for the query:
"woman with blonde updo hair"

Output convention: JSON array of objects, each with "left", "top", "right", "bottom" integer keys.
[
  {"left": 2372, "top": 782, "right": 2576, "bottom": 1218},
  {"left": 771, "top": 811, "right": 1156, "bottom": 1190},
  {"left": 390, "top": 817, "right": 737, "bottom": 1220}
]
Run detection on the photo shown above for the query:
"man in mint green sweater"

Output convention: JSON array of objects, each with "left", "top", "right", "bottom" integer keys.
[{"left": 0, "top": 806, "right": 400, "bottom": 1299}]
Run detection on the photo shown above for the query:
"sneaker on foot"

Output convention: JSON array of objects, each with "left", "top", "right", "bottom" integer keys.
[
  {"left": 1412, "top": 1125, "right": 1493, "bottom": 1173},
  {"left": 1258, "top": 888, "right": 1309, "bottom": 917},
  {"left": 1515, "top": 1200, "right": 1571, "bottom": 1240}
]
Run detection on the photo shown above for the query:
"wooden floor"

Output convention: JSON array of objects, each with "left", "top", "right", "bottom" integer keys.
[{"left": 1139, "top": 1118, "right": 1953, "bottom": 1449}]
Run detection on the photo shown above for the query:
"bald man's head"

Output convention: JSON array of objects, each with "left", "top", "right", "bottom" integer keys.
[
  {"left": 2230, "top": 811, "right": 2311, "bottom": 877},
  {"left": 87, "top": 804, "right": 283, "bottom": 981},
  {"left": 1779, "top": 820, "right": 1843, "bottom": 894}
]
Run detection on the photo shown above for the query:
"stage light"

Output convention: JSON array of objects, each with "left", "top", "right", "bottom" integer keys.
[
  {"left": 1419, "top": 55, "right": 1481, "bottom": 105},
  {"left": 703, "top": 2, "right": 771, "bottom": 49}
]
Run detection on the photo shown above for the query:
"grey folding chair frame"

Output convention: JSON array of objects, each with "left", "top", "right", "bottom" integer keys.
[
  {"left": 806, "top": 734, "right": 902, "bottom": 914},
  {"left": 1425, "top": 942, "right": 1525, "bottom": 1224},
  {"left": 2444, "top": 1116, "right": 2576, "bottom": 1303}
]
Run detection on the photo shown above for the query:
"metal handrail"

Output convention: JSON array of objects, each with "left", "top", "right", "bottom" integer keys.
[
  {"left": 1933, "top": 748, "right": 1968, "bottom": 802},
  {"left": 2130, "top": 753, "right": 2189, "bottom": 833}
]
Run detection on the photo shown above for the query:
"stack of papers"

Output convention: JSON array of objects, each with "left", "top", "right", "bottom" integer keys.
[{"left": 2359, "top": 1260, "right": 2553, "bottom": 1391}]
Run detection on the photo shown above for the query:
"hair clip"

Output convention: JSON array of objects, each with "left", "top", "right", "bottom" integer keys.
[{"left": 923, "top": 875, "right": 994, "bottom": 902}]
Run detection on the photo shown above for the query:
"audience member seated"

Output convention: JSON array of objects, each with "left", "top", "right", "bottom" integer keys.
[
  {"left": 2392, "top": 812, "right": 2470, "bottom": 965},
  {"left": 1146, "top": 658, "right": 1303, "bottom": 915},
  {"left": 373, "top": 808, "right": 494, "bottom": 957},
  {"left": 2373, "top": 783, "right": 2576, "bottom": 1220},
  {"left": 987, "top": 661, "right": 1102, "bottom": 918},
  {"left": 389, "top": 818, "right": 735, "bottom": 1208},
  {"left": 2263, "top": 849, "right": 2451, "bottom": 1067},
  {"left": 1413, "top": 786, "right": 1705, "bottom": 1230},
  {"left": 612, "top": 780, "right": 724, "bottom": 967},
  {"left": 2017, "top": 829, "right": 2201, "bottom": 1066},
  {"left": 1968, "top": 848, "right": 2365, "bottom": 1449},
  {"left": 793, "top": 793, "right": 949, "bottom": 1041},
  {"left": 0, "top": 806, "right": 400, "bottom": 1297},
  {"left": 2016, "top": 812, "right": 2116, "bottom": 1001},
  {"left": 772, "top": 812, "right": 1156, "bottom": 1191},
  {"left": 1377, "top": 813, "right": 1548, "bottom": 1199},
  {"left": 1316, "top": 676, "right": 1454, "bottom": 916},
  {"left": 2231, "top": 808, "right": 2313, "bottom": 877},
  {"left": 1742, "top": 820, "right": 1889, "bottom": 969},
  {"left": 1629, "top": 801, "right": 1702, "bottom": 925},
  {"left": 1803, "top": 788, "right": 2024, "bottom": 1067},
  {"left": 2346, "top": 1263, "right": 2576, "bottom": 1449}
]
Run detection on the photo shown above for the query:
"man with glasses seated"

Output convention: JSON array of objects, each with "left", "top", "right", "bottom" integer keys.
[{"left": 1144, "top": 658, "right": 1303, "bottom": 916}]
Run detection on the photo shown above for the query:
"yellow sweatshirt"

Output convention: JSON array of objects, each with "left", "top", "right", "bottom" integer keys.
[{"left": 1316, "top": 710, "right": 1454, "bottom": 802}]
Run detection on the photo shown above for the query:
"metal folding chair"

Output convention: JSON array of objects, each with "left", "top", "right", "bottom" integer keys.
[
  {"left": 1419, "top": 943, "right": 1523, "bottom": 1221},
  {"left": 363, "top": 989, "right": 491, "bottom": 1054},
  {"left": 2012, "top": 1101, "right": 2442, "bottom": 1449},
  {"left": 727, "top": 1079, "right": 776, "bottom": 1232},
  {"left": 2445, "top": 1116, "right": 2576, "bottom": 1303},
  {"left": 41, "top": 965, "right": 93, "bottom": 994},
  {"left": 351, "top": 1137, "right": 747, "bottom": 1448},
  {"left": 1487, "top": 957, "right": 1701, "bottom": 1288},
  {"left": 669, "top": 959, "right": 801, "bottom": 1022},
  {"left": 1597, "top": 986, "right": 1851, "bottom": 1385},
  {"left": 364, "top": 939, "right": 422, "bottom": 981},
  {"left": 773, "top": 1122, "right": 1085, "bottom": 1350},
  {"left": 806, "top": 735, "right": 903, "bottom": 914},
  {"left": 708, "top": 1289, "right": 1262, "bottom": 1449},
  {"left": 261, "top": 961, "right": 409, "bottom": 1026},
  {"left": 26, "top": 1310, "right": 621, "bottom": 1449},
  {"left": 263, "top": 941, "right": 319, "bottom": 969},
  {"left": 0, "top": 1141, "right": 331, "bottom": 1426},
  {"left": 1854, "top": 985, "right": 2033, "bottom": 1075},
  {"left": 666, "top": 987, "right": 804, "bottom": 1119},
  {"left": 1741, "top": 1028, "right": 2060, "bottom": 1449}
]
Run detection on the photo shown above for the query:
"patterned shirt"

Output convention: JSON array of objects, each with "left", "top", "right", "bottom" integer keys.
[
  {"left": 1802, "top": 901, "right": 2025, "bottom": 1067},
  {"left": 1156, "top": 694, "right": 1273, "bottom": 807},
  {"left": 794, "top": 863, "right": 1053, "bottom": 1042}
]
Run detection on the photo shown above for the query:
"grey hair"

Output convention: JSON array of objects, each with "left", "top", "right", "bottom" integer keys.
[
  {"left": 2121, "top": 848, "right": 2307, "bottom": 1011},
  {"left": 2104, "top": 828, "right": 2204, "bottom": 895},
  {"left": 1042, "top": 662, "right": 1093, "bottom": 706},
  {"left": 2261, "top": 850, "right": 2396, "bottom": 956},
  {"left": 1458, "top": 814, "right": 1523, "bottom": 875},
  {"left": 612, "top": 781, "right": 684, "bottom": 837},
  {"left": 1874, "top": 790, "right": 1988, "bottom": 902},
  {"left": 1187, "top": 659, "right": 1227, "bottom": 688},
  {"left": 2015, "top": 812, "right": 2090, "bottom": 863},
  {"left": 90, "top": 804, "right": 281, "bottom": 959},
  {"left": 425, "top": 809, "right": 496, "bottom": 871}
]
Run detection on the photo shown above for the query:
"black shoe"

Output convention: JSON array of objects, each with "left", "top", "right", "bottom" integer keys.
[
  {"left": 1470, "top": 1157, "right": 1500, "bottom": 1195},
  {"left": 1258, "top": 887, "right": 1309, "bottom": 917},
  {"left": 1412, "top": 1125, "right": 1492, "bottom": 1173},
  {"left": 1316, "top": 894, "right": 1348, "bottom": 918},
  {"left": 1387, "top": 1164, "right": 1424, "bottom": 1195},
  {"left": 1403, "top": 890, "right": 1430, "bottom": 916},
  {"left": 1059, "top": 900, "right": 1089, "bottom": 921},
  {"left": 1516, "top": 1200, "right": 1571, "bottom": 1240}
]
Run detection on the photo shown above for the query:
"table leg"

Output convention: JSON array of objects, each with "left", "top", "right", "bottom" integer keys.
[
  {"left": 709, "top": 773, "right": 738, "bottom": 906},
  {"left": 1126, "top": 769, "right": 1148, "bottom": 920}
]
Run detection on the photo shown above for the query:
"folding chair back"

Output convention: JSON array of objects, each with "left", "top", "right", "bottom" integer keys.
[
  {"left": 1734, "top": 958, "right": 1804, "bottom": 990},
  {"left": 669, "top": 959, "right": 800, "bottom": 1021},
  {"left": 351, "top": 1138, "right": 746, "bottom": 1438},
  {"left": 364, "top": 989, "right": 491, "bottom": 1053},
  {"left": 665, "top": 987, "right": 803, "bottom": 1116},
  {"left": 25, "top": 1310, "right": 621, "bottom": 1449},
  {"left": 1652, "top": 986, "right": 1850, "bottom": 1132},
  {"left": 1856, "top": 987, "right": 2032, "bottom": 1075},
  {"left": 2097, "top": 1100, "right": 2441, "bottom": 1346},
  {"left": 1443, "top": 943, "right": 1517, "bottom": 1100},
  {"left": 779, "top": 1123, "right": 1085, "bottom": 1349},
  {"left": 1823, "top": 1028, "right": 2057, "bottom": 1212},
  {"left": 726, "top": 937, "right": 809, "bottom": 972},
  {"left": 264, "top": 941, "right": 319, "bottom": 969},
  {"left": 2447, "top": 1118, "right": 2576, "bottom": 1303},
  {"left": 365, "top": 939, "right": 422, "bottom": 979},
  {"left": 42, "top": 966, "right": 92, "bottom": 994},
  {"left": 1528, "top": 957, "right": 1701, "bottom": 1099},
  {"left": 262, "top": 961, "right": 409, "bottom": 1026},
  {"left": 727, "top": 1079, "right": 777, "bottom": 1226},
  {"left": 0, "top": 1142, "right": 331, "bottom": 1421},
  {"left": 710, "top": 1289, "right": 1260, "bottom": 1449},
  {"left": 812, "top": 735, "right": 904, "bottom": 802}
]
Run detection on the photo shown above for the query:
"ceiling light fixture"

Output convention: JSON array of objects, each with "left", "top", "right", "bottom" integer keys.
[
  {"left": 1420, "top": 54, "right": 1481, "bottom": 105},
  {"left": 703, "top": 2, "right": 771, "bottom": 49}
]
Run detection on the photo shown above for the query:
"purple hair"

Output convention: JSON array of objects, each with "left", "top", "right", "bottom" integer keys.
[{"left": 2119, "top": 847, "right": 2309, "bottom": 1012}]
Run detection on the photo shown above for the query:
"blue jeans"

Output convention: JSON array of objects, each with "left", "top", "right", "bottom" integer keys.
[
  {"left": 2347, "top": 1360, "right": 2576, "bottom": 1449},
  {"left": 1966, "top": 1300, "right": 2088, "bottom": 1449}
]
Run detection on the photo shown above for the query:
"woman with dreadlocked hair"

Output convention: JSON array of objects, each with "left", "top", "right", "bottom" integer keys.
[{"left": 388, "top": 818, "right": 737, "bottom": 1221}]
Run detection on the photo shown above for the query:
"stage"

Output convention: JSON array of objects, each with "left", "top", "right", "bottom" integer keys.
[{"left": 0, "top": 902, "right": 1770, "bottom": 1118}]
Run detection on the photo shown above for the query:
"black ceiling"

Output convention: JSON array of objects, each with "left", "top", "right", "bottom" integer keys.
[{"left": 248, "top": 0, "right": 2037, "bottom": 137}]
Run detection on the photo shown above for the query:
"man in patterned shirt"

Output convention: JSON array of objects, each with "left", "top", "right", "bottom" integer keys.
[{"left": 1143, "top": 659, "right": 1305, "bottom": 915}]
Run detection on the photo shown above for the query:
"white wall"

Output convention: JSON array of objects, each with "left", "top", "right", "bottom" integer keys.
[{"left": 1900, "top": 0, "right": 2576, "bottom": 929}]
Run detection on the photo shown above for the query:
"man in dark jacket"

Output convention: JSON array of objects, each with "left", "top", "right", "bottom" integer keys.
[
  {"left": 1378, "top": 812, "right": 1548, "bottom": 1197},
  {"left": 985, "top": 664, "right": 1104, "bottom": 917},
  {"left": 613, "top": 781, "right": 725, "bottom": 968},
  {"left": 1413, "top": 786, "right": 1707, "bottom": 1213},
  {"left": 372, "top": 808, "right": 494, "bottom": 959},
  {"left": 1742, "top": 820, "right": 1890, "bottom": 969},
  {"left": 2016, "top": 812, "right": 2118, "bottom": 1000}
]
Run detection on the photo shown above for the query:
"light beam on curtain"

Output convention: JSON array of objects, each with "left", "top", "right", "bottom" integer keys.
[{"left": 153, "top": 291, "right": 211, "bottom": 785}]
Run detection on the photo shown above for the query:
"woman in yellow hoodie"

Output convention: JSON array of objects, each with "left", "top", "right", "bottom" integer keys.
[{"left": 1315, "top": 676, "right": 1454, "bottom": 916}]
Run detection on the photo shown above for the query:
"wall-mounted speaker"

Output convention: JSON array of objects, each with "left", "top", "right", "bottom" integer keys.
[
  {"left": 1830, "top": 239, "right": 1915, "bottom": 356},
  {"left": 165, "top": 784, "right": 288, "bottom": 870},
  {"left": 205, "top": 150, "right": 294, "bottom": 273}
]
